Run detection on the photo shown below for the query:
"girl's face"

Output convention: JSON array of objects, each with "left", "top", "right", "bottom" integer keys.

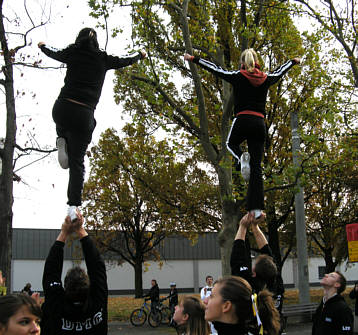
[
  {"left": 0, "top": 306, "right": 40, "bottom": 335},
  {"left": 173, "top": 302, "right": 187, "bottom": 325},
  {"left": 204, "top": 283, "right": 225, "bottom": 322}
]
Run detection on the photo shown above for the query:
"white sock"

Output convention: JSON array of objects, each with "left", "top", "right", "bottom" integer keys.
[{"left": 251, "top": 209, "right": 262, "bottom": 219}]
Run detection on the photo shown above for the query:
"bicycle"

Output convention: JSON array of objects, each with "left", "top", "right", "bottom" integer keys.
[
  {"left": 158, "top": 296, "right": 173, "bottom": 325},
  {"left": 130, "top": 298, "right": 162, "bottom": 327}
]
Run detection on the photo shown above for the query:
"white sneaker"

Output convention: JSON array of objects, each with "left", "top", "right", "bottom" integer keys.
[
  {"left": 240, "top": 152, "right": 250, "bottom": 182},
  {"left": 56, "top": 137, "right": 69, "bottom": 169},
  {"left": 67, "top": 206, "right": 78, "bottom": 222},
  {"left": 251, "top": 209, "right": 262, "bottom": 219}
]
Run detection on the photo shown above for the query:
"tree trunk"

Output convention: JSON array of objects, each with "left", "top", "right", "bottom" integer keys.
[
  {"left": 324, "top": 249, "right": 336, "bottom": 273},
  {"left": 0, "top": 0, "right": 16, "bottom": 293},
  {"left": 134, "top": 259, "right": 143, "bottom": 298}
]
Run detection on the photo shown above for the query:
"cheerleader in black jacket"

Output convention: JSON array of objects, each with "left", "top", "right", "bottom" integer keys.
[
  {"left": 38, "top": 28, "right": 146, "bottom": 220},
  {"left": 185, "top": 50, "right": 300, "bottom": 218}
]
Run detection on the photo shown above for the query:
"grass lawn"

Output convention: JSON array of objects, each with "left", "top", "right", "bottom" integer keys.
[{"left": 107, "top": 289, "right": 355, "bottom": 322}]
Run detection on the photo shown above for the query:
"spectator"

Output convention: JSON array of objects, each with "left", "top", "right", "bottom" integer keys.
[
  {"left": 21, "top": 283, "right": 33, "bottom": 296},
  {"left": 204, "top": 276, "right": 280, "bottom": 335},
  {"left": 168, "top": 282, "right": 178, "bottom": 314},
  {"left": 173, "top": 295, "right": 210, "bottom": 335},
  {"left": 143, "top": 279, "right": 160, "bottom": 316},
  {"left": 41, "top": 212, "right": 108, "bottom": 334},
  {"left": 312, "top": 271, "right": 353, "bottom": 335},
  {"left": 349, "top": 281, "right": 358, "bottom": 335},
  {"left": 0, "top": 293, "right": 42, "bottom": 334},
  {"left": 200, "top": 275, "right": 217, "bottom": 335}
]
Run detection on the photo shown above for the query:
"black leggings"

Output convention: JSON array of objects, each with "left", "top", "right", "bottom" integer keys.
[
  {"left": 52, "top": 98, "right": 96, "bottom": 206},
  {"left": 226, "top": 114, "right": 266, "bottom": 210}
]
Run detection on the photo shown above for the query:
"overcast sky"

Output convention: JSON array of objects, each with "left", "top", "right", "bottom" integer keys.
[{"left": 2, "top": 0, "right": 135, "bottom": 229}]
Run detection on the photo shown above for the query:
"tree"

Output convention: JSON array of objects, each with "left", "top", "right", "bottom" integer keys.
[
  {"left": 82, "top": 124, "right": 219, "bottom": 297},
  {"left": 0, "top": 0, "right": 55, "bottom": 292},
  {"left": 295, "top": 0, "right": 358, "bottom": 88}
]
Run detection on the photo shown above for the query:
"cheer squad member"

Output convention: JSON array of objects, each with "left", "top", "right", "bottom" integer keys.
[
  {"left": 38, "top": 28, "right": 146, "bottom": 220},
  {"left": 0, "top": 293, "right": 42, "bottom": 335},
  {"left": 173, "top": 295, "right": 210, "bottom": 335},
  {"left": 204, "top": 276, "right": 280, "bottom": 335},
  {"left": 184, "top": 50, "right": 300, "bottom": 218}
]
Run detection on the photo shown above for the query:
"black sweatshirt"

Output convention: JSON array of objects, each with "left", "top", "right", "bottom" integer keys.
[
  {"left": 40, "top": 44, "right": 143, "bottom": 109},
  {"left": 230, "top": 239, "right": 284, "bottom": 312},
  {"left": 192, "top": 57, "right": 297, "bottom": 117},
  {"left": 41, "top": 236, "right": 108, "bottom": 335},
  {"left": 312, "top": 294, "right": 353, "bottom": 335}
]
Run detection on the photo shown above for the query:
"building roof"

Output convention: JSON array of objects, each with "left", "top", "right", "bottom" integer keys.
[{"left": 12, "top": 229, "right": 221, "bottom": 260}]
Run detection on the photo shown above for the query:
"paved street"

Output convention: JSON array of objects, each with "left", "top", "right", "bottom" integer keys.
[{"left": 108, "top": 321, "right": 312, "bottom": 334}]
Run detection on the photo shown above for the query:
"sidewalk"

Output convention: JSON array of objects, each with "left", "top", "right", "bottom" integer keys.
[{"left": 108, "top": 321, "right": 312, "bottom": 334}]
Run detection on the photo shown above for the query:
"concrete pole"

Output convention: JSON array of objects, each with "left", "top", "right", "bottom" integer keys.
[{"left": 290, "top": 111, "right": 310, "bottom": 303}]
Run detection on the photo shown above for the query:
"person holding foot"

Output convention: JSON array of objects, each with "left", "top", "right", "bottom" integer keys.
[
  {"left": 184, "top": 50, "right": 300, "bottom": 219},
  {"left": 38, "top": 28, "right": 146, "bottom": 220}
]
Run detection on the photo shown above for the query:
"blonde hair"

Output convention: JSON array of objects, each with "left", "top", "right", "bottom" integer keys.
[{"left": 240, "top": 48, "right": 258, "bottom": 72}]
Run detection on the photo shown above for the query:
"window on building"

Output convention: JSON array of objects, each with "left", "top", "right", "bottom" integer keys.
[{"left": 318, "top": 266, "right": 326, "bottom": 279}]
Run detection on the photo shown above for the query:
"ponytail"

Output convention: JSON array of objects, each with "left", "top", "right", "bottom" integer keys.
[
  {"left": 240, "top": 48, "right": 258, "bottom": 72},
  {"left": 257, "top": 290, "right": 280, "bottom": 335}
]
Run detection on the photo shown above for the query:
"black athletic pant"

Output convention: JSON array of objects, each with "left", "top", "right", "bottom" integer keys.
[
  {"left": 52, "top": 98, "right": 96, "bottom": 206},
  {"left": 226, "top": 114, "right": 265, "bottom": 210}
]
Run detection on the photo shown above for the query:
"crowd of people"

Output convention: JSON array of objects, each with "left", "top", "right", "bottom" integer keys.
[{"left": 0, "top": 27, "right": 357, "bottom": 335}]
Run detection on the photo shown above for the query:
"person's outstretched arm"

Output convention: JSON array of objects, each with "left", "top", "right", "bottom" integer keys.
[
  {"left": 74, "top": 214, "right": 108, "bottom": 304},
  {"left": 106, "top": 50, "right": 146, "bottom": 70},
  {"left": 184, "top": 53, "right": 239, "bottom": 84},
  {"left": 231, "top": 213, "right": 253, "bottom": 279},
  {"left": 42, "top": 218, "right": 74, "bottom": 297},
  {"left": 266, "top": 58, "right": 301, "bottom": 86},
  {"left": 38, "top": 42, "right": 71, "bottom": 63}
]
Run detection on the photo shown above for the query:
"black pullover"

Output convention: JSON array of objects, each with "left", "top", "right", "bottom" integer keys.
[{"left": 41, "top": 236, "right": 108, "bottom": 335}]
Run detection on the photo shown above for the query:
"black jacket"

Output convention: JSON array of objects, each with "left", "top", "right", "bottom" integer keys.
[
  {"left": 168, "top": 288, "right": 178, "bottom": 306},
  {"left": 40, "top": 44, "right": 143, "bottom": 109},
  {"left": 212, "top": 321, "right": 252, "bottom": 335},
  {"left": 192, "top": 57, "right": 297, "bottom": 117},
  {"left": 312, "top": 294, "right": 353, "bottom": 335},
  {"left": 144, "top": 284, "right": 160, "bottom": 302},
  {"left": 349, "top": 283, "right": 358, "bottom": 316},
  {"left": 230, "top": 239, "right": 284, "bottom": 312},
  {"left": 41, "top": 236, "right": 108, "bottom": 335}
]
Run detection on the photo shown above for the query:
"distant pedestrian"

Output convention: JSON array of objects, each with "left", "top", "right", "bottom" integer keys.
[
  {"left": 38, "top": 28, "right": 146, "bottom": 221},
  {"left": 349, "top": 281, "right": 358, "bottom": 334},
  {"left": 21, "top": 283, "right": 33, "bottom": 296},
  {"left": 312, "top": 271, "right": 353, "bottom": 335},
  {"left": 200, "top": 275, "right": 217, "bottom": 335},
  {"left": 173, "top": 295, "right": 210, "bottom": 335},
  {"left": 168, "top": 282, "right": 179, "bottom": 314},
  {"left": 143, "top": 279, "right": 160, "bottom": 317}
]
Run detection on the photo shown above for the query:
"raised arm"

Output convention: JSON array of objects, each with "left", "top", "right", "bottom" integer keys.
[
  {"left": 106, "top": 50, "right": 146, "bottom": 70},
  {"left": 266, "top": 58, "right": 301, "bottom": 86},
  {"left": 184, "top": 53, "right": 239, "bottom": 84},
  {"left": 38, "top": 42, "right": 71, "bottom": 63},
  {"left": 251, "top": 214, "right": 268, "bottom": 250}
]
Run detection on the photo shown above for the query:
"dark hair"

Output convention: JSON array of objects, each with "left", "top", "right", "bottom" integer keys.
[
  {"left": 335, "top": 271, "right": 347, "bottom": 294},
  {"left": 206, "top": 275, "right": 213, "bottom": 281},
  {"left": 152, "top": 279, "right": 157, "bottom": 285},
  {"left": 216, "top": 276, "right": 280, "bottom": 335},
  {"left": 178, "top": 296, "right": 210, "bottom": 335},
  {"left": 254, "top": 254, "right": 277, "bottom": 287},
  {"left": 64, "top": 267, "right": 90, "bottom": 303},
  {"left": 74, "top": 28, "right": 99, "bottom": 51},
  {"left": 0, "top": 294, "right": 42, "bottom": 327}
]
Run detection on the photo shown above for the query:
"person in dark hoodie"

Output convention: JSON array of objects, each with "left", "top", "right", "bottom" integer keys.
[
  {"left": 312, "top": 271, "right": 353, "bottom": 335},
  {"left": 349, "top": 282, "right": 358, "bottom": 334},
  {"left": 41, "top": 211, "right": 108, "bottom": 335},
  {"left": 143, "top": 279, "right": 160, "bottom": 317},
  {"left": 204, "top": 276, "right": 280, "bottom": 335},
  {"left": 38, "top": 28, "right": 146, "bottom": 221},
  {"left": 184, "top": 50, "right": 300, "bottom": 219}
]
